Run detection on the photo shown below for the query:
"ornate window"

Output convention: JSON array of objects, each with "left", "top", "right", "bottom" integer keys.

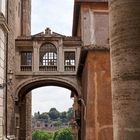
[
  {"left": 39, "top": 43, "right": 57, "bottom": 71},
  {"left": 21, "top": 52, "right": 32, "bottom": 71},
  {"left": 64, "top": 52, "right": 75, "bottom": 71}
]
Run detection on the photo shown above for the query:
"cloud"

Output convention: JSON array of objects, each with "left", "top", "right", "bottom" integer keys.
[
  {"left": 32, "top": 86, "right": 73, "bottom": 114},
  {"left": 31, "top": 0, "right": 74, "bottom": 35}
]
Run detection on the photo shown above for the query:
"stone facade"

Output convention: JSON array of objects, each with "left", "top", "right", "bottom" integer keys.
[
  {"left": 2, "top": 0, "right": 140, "bottom": 140},
  {"left": 109, "top": 0, "right": 140, "bottom": 139},
  {"left": 4, "top": 0, "right": 114, "bottom": 140},
  {"left": 14, "top": 31, "right": 81, "bottom": 140},
  {"left": 2, "top": 0, "right": 113, "bottom": 140},
  {"left": 6, "top": 0, "right": 31, "bottom": 139},
  {"left": 0, "top": 0, "right": 9, "bottom": 139},
  {"left": 73, "top": 1, "right": 113, "bottom": 140}
]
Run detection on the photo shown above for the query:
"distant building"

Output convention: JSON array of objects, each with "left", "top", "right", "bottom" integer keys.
[{"left": 32, "top": 117, "right": 69, "bottom": 132}]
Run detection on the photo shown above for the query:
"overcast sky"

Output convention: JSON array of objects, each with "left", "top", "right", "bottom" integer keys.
[
  {"left": 31, "top": 0, "right": 74, "bottom": 35},
  {"left": 31, "top": 0, "right": 74, "bottom": 115}
]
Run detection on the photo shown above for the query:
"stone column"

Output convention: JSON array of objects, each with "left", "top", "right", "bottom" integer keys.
[
  {"left": 109, "top": 0, "right": 140, "bottom": 139},
  {"left": 58, "top": 39, "right": 64, "bottom": 72},
  {"left": 33, "top": 42, "right": 39, "bottom": 72}
]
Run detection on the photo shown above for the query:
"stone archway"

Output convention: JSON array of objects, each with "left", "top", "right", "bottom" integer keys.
[
  {"left": 14, "top": 76, "right": 81, "bottom": 140},
  {"left": 14, "top": 76, "right": 81, "bottom": 101}
]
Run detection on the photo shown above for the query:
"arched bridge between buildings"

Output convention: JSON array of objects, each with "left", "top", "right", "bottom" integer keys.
[
  {"left": 14, "top": 76, "right": 82, "bottom": 101},
  {"left": 12, "top": 30, "right": 83, "bottom": 140}
]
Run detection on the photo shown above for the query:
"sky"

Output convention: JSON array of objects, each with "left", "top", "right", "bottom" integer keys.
[
  {"left": 31, "top": 0, "right": 74, "bottom": 35},
  {"left": 32, "top": 87, "right": 73, "bottom": 114},
  {"left": 31, "top": 0, "right": 74, "bottom": 115}
]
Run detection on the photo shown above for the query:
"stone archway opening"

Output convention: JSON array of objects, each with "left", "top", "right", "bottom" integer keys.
[
  {"left": 32, "top": 86, "right": 75, "bottom": 139},
  {"left": 14, "top": 78, "right": 81, "bottom": 140}
]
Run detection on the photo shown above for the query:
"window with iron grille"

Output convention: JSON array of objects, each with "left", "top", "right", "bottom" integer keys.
[
  {"left": 20, "top": 52, "right": 32, "bottom": 71},
  {"left": 39, "top": 43, "right": 57, "bottom": 71},
  {"left": 21, "top": 52, "right": 32, "bottom": 65},
  {"left": 64, "top": 52, "right": 75, "bottom": 71}
]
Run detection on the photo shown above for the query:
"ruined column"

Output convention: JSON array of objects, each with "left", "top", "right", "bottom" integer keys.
[{"left": 109, "top": 0, "right": 140, "bottom": 139}]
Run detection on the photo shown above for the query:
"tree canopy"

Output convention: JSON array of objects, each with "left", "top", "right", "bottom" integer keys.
[
  {"left": 48, "top": 108, "right": 60, "bottom": 121},
  {"left": 54, "top": 128, "right": 73, "bottom": 140},
  {"left": 32, "top": 128, "right": 73, "bottom": 140}
]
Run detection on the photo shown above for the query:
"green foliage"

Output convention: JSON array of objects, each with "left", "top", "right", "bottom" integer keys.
[
  {"left": 34, "top": 111, "right": 40, "bottom": 119},
  {"left": 60, "top": 111, "right": 67, "bottom": 123},
  {"left": 32, "top": 130, "right": 53, "bottom": 140},
  {"left": 53, "top": 128, "right": 73, "bottom": 140},
  {"left": 48, "top": 108, "right": 60, "bottom": 121},
  {"left": 33, "top": 107, "right": 74, "bottom": 130},
  {"left": 60, "top": 111, "right": 67, "bottom": 119},
  {"left": 38, "top": 112, "right": 49, "bottom": 122},
  {"left": 32, "top": 109, "right": 74, "bottom": 140},
  {"left": 53, "top": 121, "right": 61, "bottom": 127},
  {"left": 67, "top": 108, "right": 74, "bottom": 121},
  {"left": 32, "top": 129, "right": 73, "bottom": 140}
]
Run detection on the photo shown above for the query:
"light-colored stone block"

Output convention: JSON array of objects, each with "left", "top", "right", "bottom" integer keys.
[{"left": 0, "top": 106, "right": 3, "bottom": 117}]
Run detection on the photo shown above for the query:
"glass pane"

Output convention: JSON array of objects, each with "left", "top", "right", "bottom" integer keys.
[
  {"left": 64, "top": 52, "right": 75, "bottom": 66},
  {"left": 21, "top": 52, "right": 32, "bottom": 66},
  {"left": 40, "top": 43, "right": 57, "bottom": 66}
]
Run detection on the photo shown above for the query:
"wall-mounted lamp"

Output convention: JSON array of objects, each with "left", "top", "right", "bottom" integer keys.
[{"left": 0, "top": 70, "right": 13, "bottom": 89}]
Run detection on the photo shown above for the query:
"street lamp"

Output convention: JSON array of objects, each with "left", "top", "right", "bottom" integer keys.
[{"left": 0, "top": 70, "right": 13, "bottom": 89}]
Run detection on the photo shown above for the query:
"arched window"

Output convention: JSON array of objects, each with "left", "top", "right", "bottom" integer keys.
[{"left": 39, "top": 43, "right": 57, "bottom": 71}]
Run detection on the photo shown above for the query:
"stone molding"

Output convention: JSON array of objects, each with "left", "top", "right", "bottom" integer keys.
[
  {"left": 14, "top": 76, "right": 81, "bottom": 101},
  {"left": 0, "top": 12, "right": 9, "bottom": 33}
]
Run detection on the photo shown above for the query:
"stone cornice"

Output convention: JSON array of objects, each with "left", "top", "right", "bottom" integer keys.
[
  {"left": 83, "top": 44, "right": 110, "bottom": 51},
  {"left": 77, "top": 44, "right": 110, "bottom": 76},
  {"left": 0, "top": 12, "right": 9, "bottom": 33}
]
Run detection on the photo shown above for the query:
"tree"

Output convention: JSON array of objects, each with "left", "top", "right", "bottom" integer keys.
[
  {"left": 32, "top": 130, "right": 53, "bottom": 140},
  {"left": 53, "top": 128, "right": 73, "bottom": 140},
  {"left": 67, "top": 108, "right": 74, "bottom": 121},
  {"left": 60, "top": 111, "right": 67, "bottom": 119},
  {"left": 60, "top": 111, "right": 67, "bottom": 123},
  {"left": 34, "top": 111, "right": 40, "bottom": 119},
  {"left": 38, "top": 112, "right": 49, "bottom": 122},
  {"left": 48, "top": 108, "right": 60, "bottom": 121}
]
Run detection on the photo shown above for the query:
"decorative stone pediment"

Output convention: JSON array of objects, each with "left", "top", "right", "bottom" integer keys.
[{"left": 32, "top": 27, "right": 65, "bottom": 38}]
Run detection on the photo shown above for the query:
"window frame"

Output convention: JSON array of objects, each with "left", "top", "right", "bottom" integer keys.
[
  {"left": 64, "top": 51, "right": 76, "bottom": 66},
  {"left": 21, "top": 51, "right": 32, "bottom": 66},
  {"left": 39, "top": 43, "right": 57, "bottom": 66},
  {"left": 64, "top": 51, "right": 76, "bottom": 71}
]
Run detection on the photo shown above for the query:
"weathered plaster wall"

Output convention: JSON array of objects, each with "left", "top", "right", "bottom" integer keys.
[
  {"left": 81, "top": 50, "right": 113, "bottom": 140},
  {"left": 80, "top": 3, "right": 108, "bottom": 46}
]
